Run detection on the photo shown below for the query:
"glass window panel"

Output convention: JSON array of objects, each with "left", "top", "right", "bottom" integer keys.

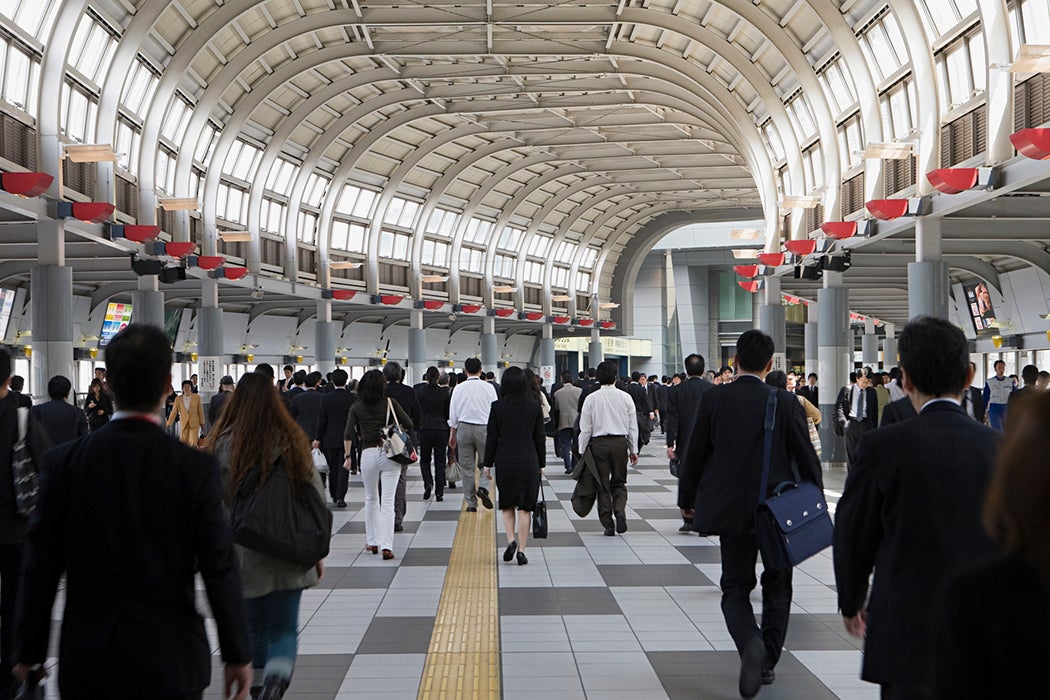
[
  {"left": 397, "top": 199, "right": 419, "bottom": 228},
  {"left": 433, "top": 240, "right": 448, "bottom": 266},
  {"left": 4, "top": 45, "right": 31, "bottom": 109},
  {"left": 331, "top": 220, "right": 349, "bottom": 250},
  {"left": 194, "top": 122, "right": 219, "bottom": 163},
  {"left": 352, "top": 188, "right": 376, "bottom": 218},
  {"left": 393, "top": 232, "right": 409, "bottom": 259},
  {"left": 266, "top": 158, "right": 295, "bottom": 196},
  {"left": 157, "top": 149, "right": 174, "bottom": 195},
  {"left": 762, "top": 122, "right": 785, "bottom": 162},
  {"left": 944, "top": 43, "right": 973, "bottom": 106},
  {"left": 266, "top": 199, "right": 285, "bottom": 234},
  {"left": 385, "top": 197, "right": 404, "bottom": 225},
  {"left": 889, "top": 84, "right": 912, "bottom": 139},
  {"left": 229, "top": 141, "right": 260, "bottom": 181},
  {"left": 121, "top": 58, "right": 158, "bottom": 117},
  {"left": 528, "top": 234, "right": 553, "bottom": 257},
  {"left": 304, "top": 173, "right": 329, "bottom": 208},
  {"left": 69, "top": 15, "right": 117, "bottom": 84},
  {"left": 968, "top": 33, "right": 986, "bottom": 94},
  {"left": 921, "top": 0, "right": 961, "bottom": 38},
  {"left": 346, "top": 222, "right": 366, "bottom": 252},
  {"left": 298, "top": 210, "right": 317, "bottom": 244},
  {"left": 1, "top": 0, "right": 58, "bottom": 39},
  {"left": 216, "top": 184, "right": 229, "bottom": 221},
  {"left": 161, "top": 95, "right": 191, "bottom": 143},
  {"left": 577, "top": 271, "right": 591, "bottom": 292}
]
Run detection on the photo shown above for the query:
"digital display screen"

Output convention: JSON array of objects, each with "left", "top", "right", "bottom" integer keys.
[
  {"left": 963, "top": 281, "right": 996, "bottom": 334},
  {"left": 99, "top": 302, "right": 132, "bottom": 346},
  {"left": 164, "top": 307, "right": 181, "bottom": 347},
  {"left": 0, "top": 289, "right": 14, "bottom": 342}
]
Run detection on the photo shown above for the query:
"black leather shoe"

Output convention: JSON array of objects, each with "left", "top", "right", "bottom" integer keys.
[
  {"left": 615, "top": 511, "right": 628, "bottom": 534},
  {"left": 516, "top": 550, "right": 528, "bottom": 565},
  {"left": 761, "top": 669, "right": 775, "bottom": 685},
  {"left": 477, "top": 488, "right": 493, "bottom": 509},
  {"left": 394, "top": 523, "right": 404, "bottom": 532},
  {"left": 448, "top": 481, "right": 456, "bottom": 489},
  {"left": 423, "top": 487, "right": 431, "bottom": 500},
  {"left": 436, "top": 494, "right": 444, "bottom": 502},
  {"left": 739, "top": 637, "right": 764, "bottom": 699},
  {"left": 678, "top": 521, "right": 693, "bottom": 533},
  {"left": 603, "top": 526, "right": 615, "bottom": 536},
  {"left": 503, "top": 540, "right": 518, "bottom": 562},
  {"left": 259, "top": 676, "right": 289, "bottom": 700},
  {"left": 466, "top": 506, "right": 478, "bottom": 512},
  {"left": 336, "top": 500, "right": 347, "bottom": 508}
]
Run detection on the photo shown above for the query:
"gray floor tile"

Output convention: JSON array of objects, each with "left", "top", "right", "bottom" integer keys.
[
  {"left": 598, "top": 564, "right": 716, "bottom": 587},
  {"left": 334, "top": 567, "right": 398, "bottom": 589},
  {"left": 675, "top": 546, "right": 724, "bottom": 564},
  {"left": 398, "top": 547, "right": 452, "bottom": 567},
  {"left": 356, "top": 617, "right": 435, "bottom": 654}
]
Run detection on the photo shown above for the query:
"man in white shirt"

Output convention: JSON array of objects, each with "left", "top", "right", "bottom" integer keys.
[
  {"left": 448, "top": 357, "right": 498, "bottom": 511},
  {"left": 578, "top": 360, "right": 639, "bottom": 536}
]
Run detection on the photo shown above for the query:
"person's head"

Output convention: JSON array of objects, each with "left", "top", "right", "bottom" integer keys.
[
  {"left": 181, "top": 380, "right": 193, "bottom": 394},
  {"left": 577, "top": 370, "right": 586, "bottom": 381},
  {"left": 522, "top": 368, "right": 542, "bottom": 397},
  {"left": 438, "top": 372, "right": 450, "bottom": 387},
  {"left": 0, "top": 348, "right": 10, "bottom": 392},
  {"left": 47, "top": 375, "right": 72, "bottom": 401},
  {"left": 984, "top": 391, "right": 1050, "bottom": 581},
  {"left": 683, "top": 353, "right": 705, "bottom": 377},
  {"left": 734, "top": 330, "right": 774, "bottom": 374},
  {"left": 786, "top": 373, "right": 797, "bottom": 392},
  {"left": 648, "top": 375, "right": 658, "bottom": 384},
  {"left": 94, "top": 367, "right": 106, "bottom": 380},
  {"left": 499, "top": 366, "right": 529, "bottom": 402},
  {"left": 255, "top": 363, "right": 275, "bottom": 379},
  {"left": 856, "top": 367, "right": 874, "bottom": 389},
  {"left": 283, "top": 365, "right": 293, "bottom": 378},
  {"left": 994, "top": 359, "right": 1006, "bottom": 377},
  {"left": 190, "top": 373, "right": 198, "bottom": 385},
  {"left": 9, "top": 376, "right": 24, "bottom": 392},
  {"left": 346, "top": 378, "right": 357, "bottom": 391},
  {"left": 586, "top": 367, "right": 596, "bottom": 379},
  {"left": 219, "top": 375, "right": 235, "bottom": 392},
  {"left": 807, "top": 372, "right": 817, "bottom": 386},
  {"left": 717, "top": 366, "right": 733, "bottom": 383},
  {"left": 764, "top": 370, "right": 788, "bottom": 390},
  {"left": 848, "top": 371, "right": 857, "bottom": 385},
  {"left": 292, "top": 370, "right": 307, "bottom": 387},
  {"left": 331, "top": 369, "right": 348, "bottom": 387},
  {"left": 424, "top": 366, "right": 440, "bottom": 386},
  {"left": 208, "top": 372, "right": 312, "bottom": 500},
  {"left": 1037, "top": 371, "right": 1050, "bottom": 391},
  {"left": 464, "top": 357, "right": 482, "bottom": 376},
  {"left": 356, "top": 369, "right": 386, "bottom": 404},
  {"left": 672, "top": 374, "right": 682, "bottom": 385},
  {"left": 89, "top": 378, "right": 104, "bottom": 395},
  {"left": 485, "top": 371, "right": 496, "bottom": 381},
  {"left": 888, "top": 366, "right": 899, "bottom": 381},
  {"left": 382, "top": 361, "right": 404, "bottom": 384},
  {"left": 898, "top": 316, "right": 971, "bottom": 399},
  {"left": 1021, "top": 364, "right": 1039, "bottom": 387},
  {"left": 561, "top": 371, "right": 572, "bottom": 384},
  {"left": 305, "top": 371, "right": 322, "bottom": 388},
  {"left": 103, "top": 324, "right": 173, "bottom": 413},
  {"left": 596, "top": 360, "right": 618, "bottom": 386}
]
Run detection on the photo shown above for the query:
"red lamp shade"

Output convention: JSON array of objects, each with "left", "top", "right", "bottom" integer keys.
[
  {"left": 1010, "top": 128, "right": 1050, "bottom": 160},
  {"left": 756, "top": 253, "right": 785, "bottom": 267},
  {"left": 223, "top": 267, "right": 248, "bottom": 281},
  {"left": 866, "top": 199, "right": 909, "bottom": 220},
  {"left": 525, "top": 312, "right": 544, "bottom": 321},
  {"left": 821, "top": 221, "right": 858, "bottom": 240},
  {"left": 165, "top": 242, "right": 196, "bottom": 257},
  {"left": 600, "top": 321, "right": 616, "bottom": 329},
  {"left": 460, "top": 304, "right": 481, "bottom": 314},
  {"left": 195, "top": 256, "right": 224, "bottom": 270},
  {"left": 552, "top": 315, "right": 571, "bottom": 324},
  {"left": 738, "top": 280, "right": 762, "bottom": 292},
  {"left": 1, "top": 172, "right": 52, "bottom": 197},
  {"left": 734, "top": 265, "right": 760, "bottom": 278},
  {"left": 577, "top": 318, "right": 594, "bottom": 326},
  {"left": 332, "top": 289, "right": 356, "bottom": 300},
  {"left": 71, "top": 202, "right": 115, "bottom": 223},
  {"left": 784, "top": 239, "right": 817, "bottom": 256},
  {"left": 379, "top": 295, "right": 404, "bottom": 305},
  {"left": 495, "top": 308, "right": 515, "bottom": 317},
  {"left": 422, "top": 300, "right": 444, "bottom": 310},
  {"left": 123, "top": 225, "right": 161, "bottom": 243},
  {"left": 926, "top": 168, "right": 978, "bottom": 194}
]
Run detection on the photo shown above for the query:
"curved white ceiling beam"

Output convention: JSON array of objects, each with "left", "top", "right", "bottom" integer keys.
[
  {"left": 977, "top": 0, "right": 1014, "bottom": 164},
  {"left": 890, "top": 0, "right": 942, "bottom": 194}
]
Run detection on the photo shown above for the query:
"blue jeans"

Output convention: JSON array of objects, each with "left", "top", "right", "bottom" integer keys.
[
  {"left": 246, "top": 589, "right": 302, "bottom": 687},
  {"left": 558, "top": 428, "right": 575, "bottom": 472},
  {"left": 988, "top": 403, "right": 1006, "bottom": 431}
]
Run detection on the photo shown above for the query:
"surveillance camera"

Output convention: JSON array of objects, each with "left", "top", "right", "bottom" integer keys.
[
  {"left": 448, "top": 313, "right": 456, "bottom": 321},
  {"left": 250, "top": 286, "right": 264, "bottom": 300}
]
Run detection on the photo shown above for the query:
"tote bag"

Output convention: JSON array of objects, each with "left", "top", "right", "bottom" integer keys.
[{"left": 381, "top": 399, "right": 418, "bottom": 465}]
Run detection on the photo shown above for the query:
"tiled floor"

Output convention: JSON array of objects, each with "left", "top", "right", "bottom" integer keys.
[{"left": 37, "top": 441, "right": 876, "bottom": 699}]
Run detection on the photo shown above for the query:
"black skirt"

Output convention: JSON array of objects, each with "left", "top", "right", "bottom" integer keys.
[{"left": 495, "top": 461, "right": 541, "bottom": 511}]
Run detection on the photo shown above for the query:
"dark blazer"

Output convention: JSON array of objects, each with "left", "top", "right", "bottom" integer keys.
[
  {"left": 0, "top": 395, "right": 50, "bottom": 546},
  {"left": 935, "top": 554, "right": 1050, "bottom": 698},
  {"left": 833, "top": 402, "right": 999, "bottom": 687},
  {"left": 386, "top": 381, "right": 422, "bottom": 434},
  {"left": 665, "top": 376, "right": 711, "bottom": 455},
  {"left": 30, "top": 399, "right": 88, "bottom": 446},
  {"left": 285, "top": 386, "right": 305, "bottom": 401},
  {"left": 577, "top": 381, "right": 601, "bottom": 412},
  {"left": 482, "top": 398, "right": 545, "bottom": 469},
  {"left": 965, "top": 386, "right": 985, "bottom": 423},
  {"left": 878, "top": 396, "right": 917, "bottom": 427},
  {"left": 207, "top": 389, "right": 232, "bottom": 427},
  {"left": 626, "top": 383, "right": 650, "bottom": 413},
  {"left": 679, "top": 375, "right": 823, "bottom": 535},
  {"left": 415, "top": 383, "right": 451, "bottom": 432},
  {"left": 15, "top": 419, "right": 251, "bottom": 695},
  {"left": 291, "top": 389, "right": 324, "bottom": 441},
  {"left": 797, "top": 384, "right": 818, "bottom": 407},
  {"left": 316, "top": 387, "right": 354, "bottom": 448}
]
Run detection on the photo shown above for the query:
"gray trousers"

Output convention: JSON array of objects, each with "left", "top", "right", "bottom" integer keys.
[{"left": 456, "top": 422, "right": 491, "bottom": 508}]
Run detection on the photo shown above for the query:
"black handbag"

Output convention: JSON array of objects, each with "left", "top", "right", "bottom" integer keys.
[
  {"left": 532, "top": 481, "right": 548, "bottom": 539},
  {"left": 381, "top": 399, "right": 418, "bottom": 465},
  {"left": 12, "top": 408, "right": 39, "bottom": 517},
  {"left": 229, "top": 460, "right": 333, "bottom": 567},
  {"left": 755, "top": 389, "right": 833, "bottom": 570}
]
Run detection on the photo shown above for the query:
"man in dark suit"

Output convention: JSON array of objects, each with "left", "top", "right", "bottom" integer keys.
[
  {"left": 665, "top": 353, "right": 711, "bottom": 533},
  {"left": 840, "top": 367, "right": 878, "bottom": 471},
  {"left": 30, "top": 375, "right": 88, "bottom": 445},
  {"left": 680, "top": 331, "right": 822, "bottom": 698},
  {"left": 878, "top": 396, "right": 917, "bottom": 427},
  {"left": 206, "top": 375, "right": 235, "bottom": 428},
  {"left": 797, "top": 372, "right": 819, "bottom": 407},
  {"left": 7, "top": 376, "right": 31, "bottom": 408},
  {"left": 962, "top": 362, "right": 985, "bottom": 423},
  {"left": 291, "top": 371, "right": 324, "bottom": 439},
  {"left": 384, "top": 362, "right": 421, "bottom": 532},
  {"left": 314, "top": 368, "right": 354, "bottom": 507},
  {"left": 285, "top": 370, "right": 306, "bottom": 401},
  {"left": 626, "top": 372, "right": 652, "bottom": 452},
  {"left": 14, "top": 324, "right": 252, "bottom": 699},
  {"left": 833, "top": 316, "right": 999, "bottom": 699}
]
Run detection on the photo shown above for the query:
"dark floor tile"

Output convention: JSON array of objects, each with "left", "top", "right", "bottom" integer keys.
[
  {"left": 629, "top": 484, "right": 674, "bottom": 493},
  {"left": 399, "top": 547, "right": 452, "bottom": 567},
  {"left": 532, "top": 531, "right": 583, "bottom": 547},
  {"left": 633, "top": 508, "right": 684, "bottom": 519},
  {"left": 598, "top": 564, "right": 715, "bottom": 587},
  {"left": 573, "top": 518, "right": 654, "bottom": 533},
  {"left": 500, "top": 587, "right": 560, "bottom": 615},
  {"left": 356, "top": 616, "right": 435, "bottom": 654},
  {"left": 499, "top": 587, "right": 622, "bottom": 616},
  {"left": 422, "top": 509, "right": 462, "bottom": 521},
  {"left": 555, "top": 586, "right": 621, "bottom": 614},
  {"left": 336, "top": 567, "right": 398, "bottom": 589},
  {"left": 648, "top": 651, "right": 838, "bottom": 700},
  {"left": 675, "top": 546, "right": 723, "bottom": 564},
  {"left": 338, "top": 520, "right": 419, "bottom": 535}
]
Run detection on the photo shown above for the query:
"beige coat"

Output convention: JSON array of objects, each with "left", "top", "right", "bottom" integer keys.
[{"left": 166, "top": 393, "right": 205, "bottom": 445}]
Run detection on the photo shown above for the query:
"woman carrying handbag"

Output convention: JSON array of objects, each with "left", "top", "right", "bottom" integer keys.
[
  {"left": 210, "top": 373, "right": 328, "bottom": 700},
  {"left": 483, "top": 367, "right": 546, "bottom": 565}
]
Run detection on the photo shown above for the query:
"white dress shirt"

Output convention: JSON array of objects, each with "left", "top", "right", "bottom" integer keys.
[
  {"left": 887, "top": 380, "right": 906, "bottom": 402},
  {"left": 448, "top": 376, "right": 498, "bottom": 427},
  {"left": 578, "top": 384, "right": 638, "bottom": 456}
]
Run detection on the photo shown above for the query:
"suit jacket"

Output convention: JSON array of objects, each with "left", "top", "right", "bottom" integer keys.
[
  {"left": 316, "top": 387, "right": 354, "bottom": 448},
  {"left": 833, "top": 402, "right": 999, "bottom": 686},
  {"left": 482, "top": 398, "right": 545, "bottom": 469},
  {"left": 878, "top": 396, "right": 917, "bottom": 427},
  {"left": 166, "top": 393, "right": 205, "bottom": 432},
  {"left": 386, "top": 381, "right": 422, "bottom": 435},
  {"left": 415, "top": 383, "right": 451, "bottom": 432},
  {"left": 285, "top": 386, "right": 305, "bottom": 401},
  {"left": 207, "top": 389, "right": 232, "bottom": 426},
  {"left": 679, "top": 375, "right": 823, "bottom": 535},
  {"left": 665, "top": 376, "right": 710, "bottom": 456},
  {"left": 965, "top": 386, "right": 985, "bottom": 423},
  {"left": 797, "top": 385, "right": 819, "bottom": 407},
  {"left": 626, "top": 383, "right": 650, "bottom": 414},
  {"left": 837, "top": 384, "right": 878, "bottom": 430},
  {"left": 30, "top": 399, "right": 88, "bottom": 446},
  {"left": 577, "top": 381, "right": 601, "bottom": 412},
  {"left": 290, "top": 389, "right": 324, "bottom": 441},
  {"left": 15, "top": 419, "right": 251, "bottom": 694}
]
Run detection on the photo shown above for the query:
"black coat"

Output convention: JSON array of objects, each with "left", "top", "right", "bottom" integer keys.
[
  {"left": 386, "top": 381, "right": 422, "bottom": 435},
  {"left": 30, "top": 399, "right": 88, "bottom": 446},
  {"left": 679, "top": 375, "right": 822, "bottom": 535},
  {"left": 415, "top": 383, "right": 451, "bottom": 432},
  {"left": 207, "top": 389, "right": 232, "bottom": 427},
  {"left": 0, "top": 395, "right": 50, "bottom": 545},
  {"left": 14, "top": 419, "right": 251, "bottom": 694},
  {"left": 626, "top": 383, "right": 651, "bottom": 414},
  {"left": 837, "top": 384, "right": 878, "bottom": 430},
  {"left": 878, "top": 396, "right": 916, "bottom": 427},
  {"left": 965, "top": 385, "right": 986, "bottom": 423},
  {"left": 797, "top": 384, "right": 819, "bottom": 407},
  {"left": 290, "top": 389, "right": 324, "bottom": 441},
  {"left": 316, "top": 387, "right": 354, "bottom": 448},
  {"left": 665, "top": 377, "right": 710, "bottom": 455},
  {"left": 833, "top": 402, "right": 999, "bottom": 686},
  {"left": 483, "top": 398, "right": 545, "bottom": 469},
  {"left": 84, "top": 392, "right": 114, "bottom": 431}
]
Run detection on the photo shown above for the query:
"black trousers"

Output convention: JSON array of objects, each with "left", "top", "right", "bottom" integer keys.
[
  {"left": 0, "top": 543, "right": 22, "bottom": 700},
  {"left": 881, "top": 685, "right": 932, "bottom": 700},
  {"left": 324, "top": 446, "right": 348, "bottom": 502},
  {"left": 718, "top": 532, "right": 793, "bottom": 671},
  {"left": 418, "top": 429, "right": 448, "bottom": 496},
  {"left": 589, "top": 436, "right": 628, "bottom": 528},
  {"left": 845, "top": 419, "right": 871, "bottom": 471}
]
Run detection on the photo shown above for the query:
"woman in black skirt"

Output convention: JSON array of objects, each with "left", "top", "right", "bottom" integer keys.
[{"left": 483, "top": 366, "right": 546, "bottom": 565}]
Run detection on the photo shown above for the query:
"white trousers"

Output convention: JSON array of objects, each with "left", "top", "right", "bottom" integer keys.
[{"left": 361, "top": 447, "right": 402, "bottom": 551}]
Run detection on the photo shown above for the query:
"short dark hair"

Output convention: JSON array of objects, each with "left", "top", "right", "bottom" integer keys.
[
  {"left": 190, "top": 373, "right": 198, "bottom": 380},
  {"left": 255, "top": 363, "right": 275, "bottom": 378},
  {"left": 1021, "top": 364, "right": 1039, "bottom": 385},
  {"left": 586, "top": 367, "right": 596, "bottom": 378},
  {"left": 9, "top": 376, "right": 24, "bottom": 392},
  {"left": 181, "top": 380, "right": 193, "bottom": 389},
  {"left": 331, "top": 369, "right": 348, "bottom": 387},
  {"left": 561, "top": 371, "right": 572, "bottom": 383},
  {"left": 48, "top": 375, "right": 72, "bottom": 400},
  {"left": 356, "top": 369, "right": 386, "bottom": 404},
  {"left": 383, "top": 362, "right": 404, "bottom": 383},
  {"left": 684, "top": 353, "right": 705, "bottom": 377},
  {"left": 898, "top": 316, "right": 969, "bottom": 397},
  {"left": 283, "top": 364, "right": 293, "bottom": 373},
  {"left": 499, "top": 366, "right": 529, "bottom": 402},
  {"left": 293, "top": 370, "right": 307, "bottom": 385},
  {"left": 424, "top": 366, "right": 440, "bottom": 385},
  {"left": 889, "top": 367, "right": 900, "bottom": 380},
  {"left": 630, "top": 371, "right": 641, "bottom": 382},
  {"left": 735, "top": 330, "right": 775, "bottom": 372},
  {"left": 596, "top": 360, "right": 618, "bottom": 385},
  {"left": 104, "top": 324, "right": 172, "bottom": 412},
  {"left": 464, "top": 357, "right": 482, "bottom": 375},
  {"left": 764, "top": 370, "right": 788, "bottom": 390},
  {"left": 994, "top": 360, "right": 1006, "bottom": 369},
  {"left": 0, "top": 348, "right": 10, "bottom": 385},
  {"left": 807, "top": 372, "right": 818, "bottom": 380},
  {"left": 485, "top": 371, "right": 495, "bottom": 381},
  {"left": 718, "top": 366, "right": 733, "bottom": 376},
  {"left": 849, "top": 372, "right": 857, "bottom": 383},
  {"left": 305, "top": 371, "right": 322, "bottom": 388}
]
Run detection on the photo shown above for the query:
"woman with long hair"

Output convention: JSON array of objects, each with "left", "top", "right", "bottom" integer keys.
[
  {"left": 935, "top": 391, "right": 1050, "bottom": 697},
  {"left": 209, "top": 372, "right": 326, "bottom": 700},
  {"left": 84, "top": 378, "right": 113, "bottom": 431},
  {"left": 344, "top": 369, "right": 413, "bottom": 560},
  {"left": 483, "top": 367, "right": 545, "bottom": 565}
]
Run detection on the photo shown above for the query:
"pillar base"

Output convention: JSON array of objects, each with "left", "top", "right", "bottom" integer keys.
[{"left": 907, "top": 261, "right": 949, "bottom": 320}]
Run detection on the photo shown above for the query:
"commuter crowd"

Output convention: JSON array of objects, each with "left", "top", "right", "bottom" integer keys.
[{"left": 0, "top": 317, "right": 1045, "bottom": 699}]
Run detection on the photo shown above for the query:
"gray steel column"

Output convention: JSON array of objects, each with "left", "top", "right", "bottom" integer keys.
[
  {"left": 909, "top": 217, "right": 948, "bottom": 320},
  {"left": 882, "top": 323, "right": 898, "bottom": 369},
  {"left": 817, "top": 275, "right": 850, "bottom": 465},
  {"left": 31, "top": 220, "right": 74, "bottom": 403},
  {"left": 861, "top": 318, "right": 879, "bottom": 367},
  {"left": 197, "top": 280, "right": 223, "bottom": 357},
  {"left": 315, "top": 299, "right": 336, "bottom": 375},
  {"left": 589, "top": 326, "right": 603, "bottom": 365},
  {"left": 758, "top": 277, "right": 786, "bottom": 354},
  {"left": 804, "top": 301, "right": 819, "bottom": 379},
  {"left": 408, "top": 308, "right": 427, "bottom": 385},
  {"left": 481, "top": 315, "right": 498, "bottom": 373},
  {"left": 539, "top": 322, "right": 555, "bottom": 368},
  {"left": 132, "top": 275, "right": 165, "bottom": 329}
]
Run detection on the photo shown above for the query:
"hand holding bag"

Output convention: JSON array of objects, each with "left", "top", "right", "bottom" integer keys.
[
  {"left": 532, "top": 480, "right": 548, "bottom": 539},
  {"left": 755, "top": 389, "right": 833, "bottom": 569},
  {"left": 311, "top": 447, "right": 329, "bottom": 473},
  {"left": 445, "top": 459, "right": 461, "bottom": 484},
  {"left": 381, "top": 399, "right": 418, "bottom": 465}
]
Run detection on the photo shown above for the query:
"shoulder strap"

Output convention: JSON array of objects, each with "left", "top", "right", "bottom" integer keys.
[
  {"left": 757, "top": 388, "right": 778, "bottom": 507},
  {"left": 386, "top": 398, "right": 401, "bottom": 429},
  {"left": 16, "top": 407, "right": 28, "bottom": 441}
]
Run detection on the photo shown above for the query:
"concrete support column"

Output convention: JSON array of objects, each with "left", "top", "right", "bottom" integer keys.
[
  {"left": 132, "top": 275, "right": 165, "bottom": 329},
  {"left": 407, "top": 308, "right": 427, "bottom": 385},
  {"left": 197, "top": 280, "right": 223, "bottom": 358},
  {"left": 539, "top": 322, "right": 555, "bottom": 368},
  {"left": 804, "top": 301, "right": 819, "bottom": 379},
  {"left": 909, "top": 218, "right": 949, "bottom": 320},
  {"left": 817, "top": 276, "right": 850, "bottom": 465},
  {"left": 588, "top": 327, "right": 603, "bottom": 366},
  {"left": 862, "top": 317, "right": 879, "bottom": 367},
  {"left": 882, "top": 323, "right": 898, "bottom": 369},
  {"left": 30, "top": 221, "right": 73, "bottom": 402},
  {"left": 315, "top": 299, "right": 337, "bottom": 376},
  {"left": 481, "top": 315, "right": 498, "bottom": 374},
  {"left": 759, "top": 277, "right": 786, "bottom": 357}
]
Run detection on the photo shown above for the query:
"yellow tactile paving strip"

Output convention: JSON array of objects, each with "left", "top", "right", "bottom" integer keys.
[{"left": 417, "top": 499, "right": 501, "bottom": 700}]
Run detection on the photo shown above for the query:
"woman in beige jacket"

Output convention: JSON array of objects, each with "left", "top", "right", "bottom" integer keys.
[{"left": 166, "top": 379, "right": 205, "bottom": 445}]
